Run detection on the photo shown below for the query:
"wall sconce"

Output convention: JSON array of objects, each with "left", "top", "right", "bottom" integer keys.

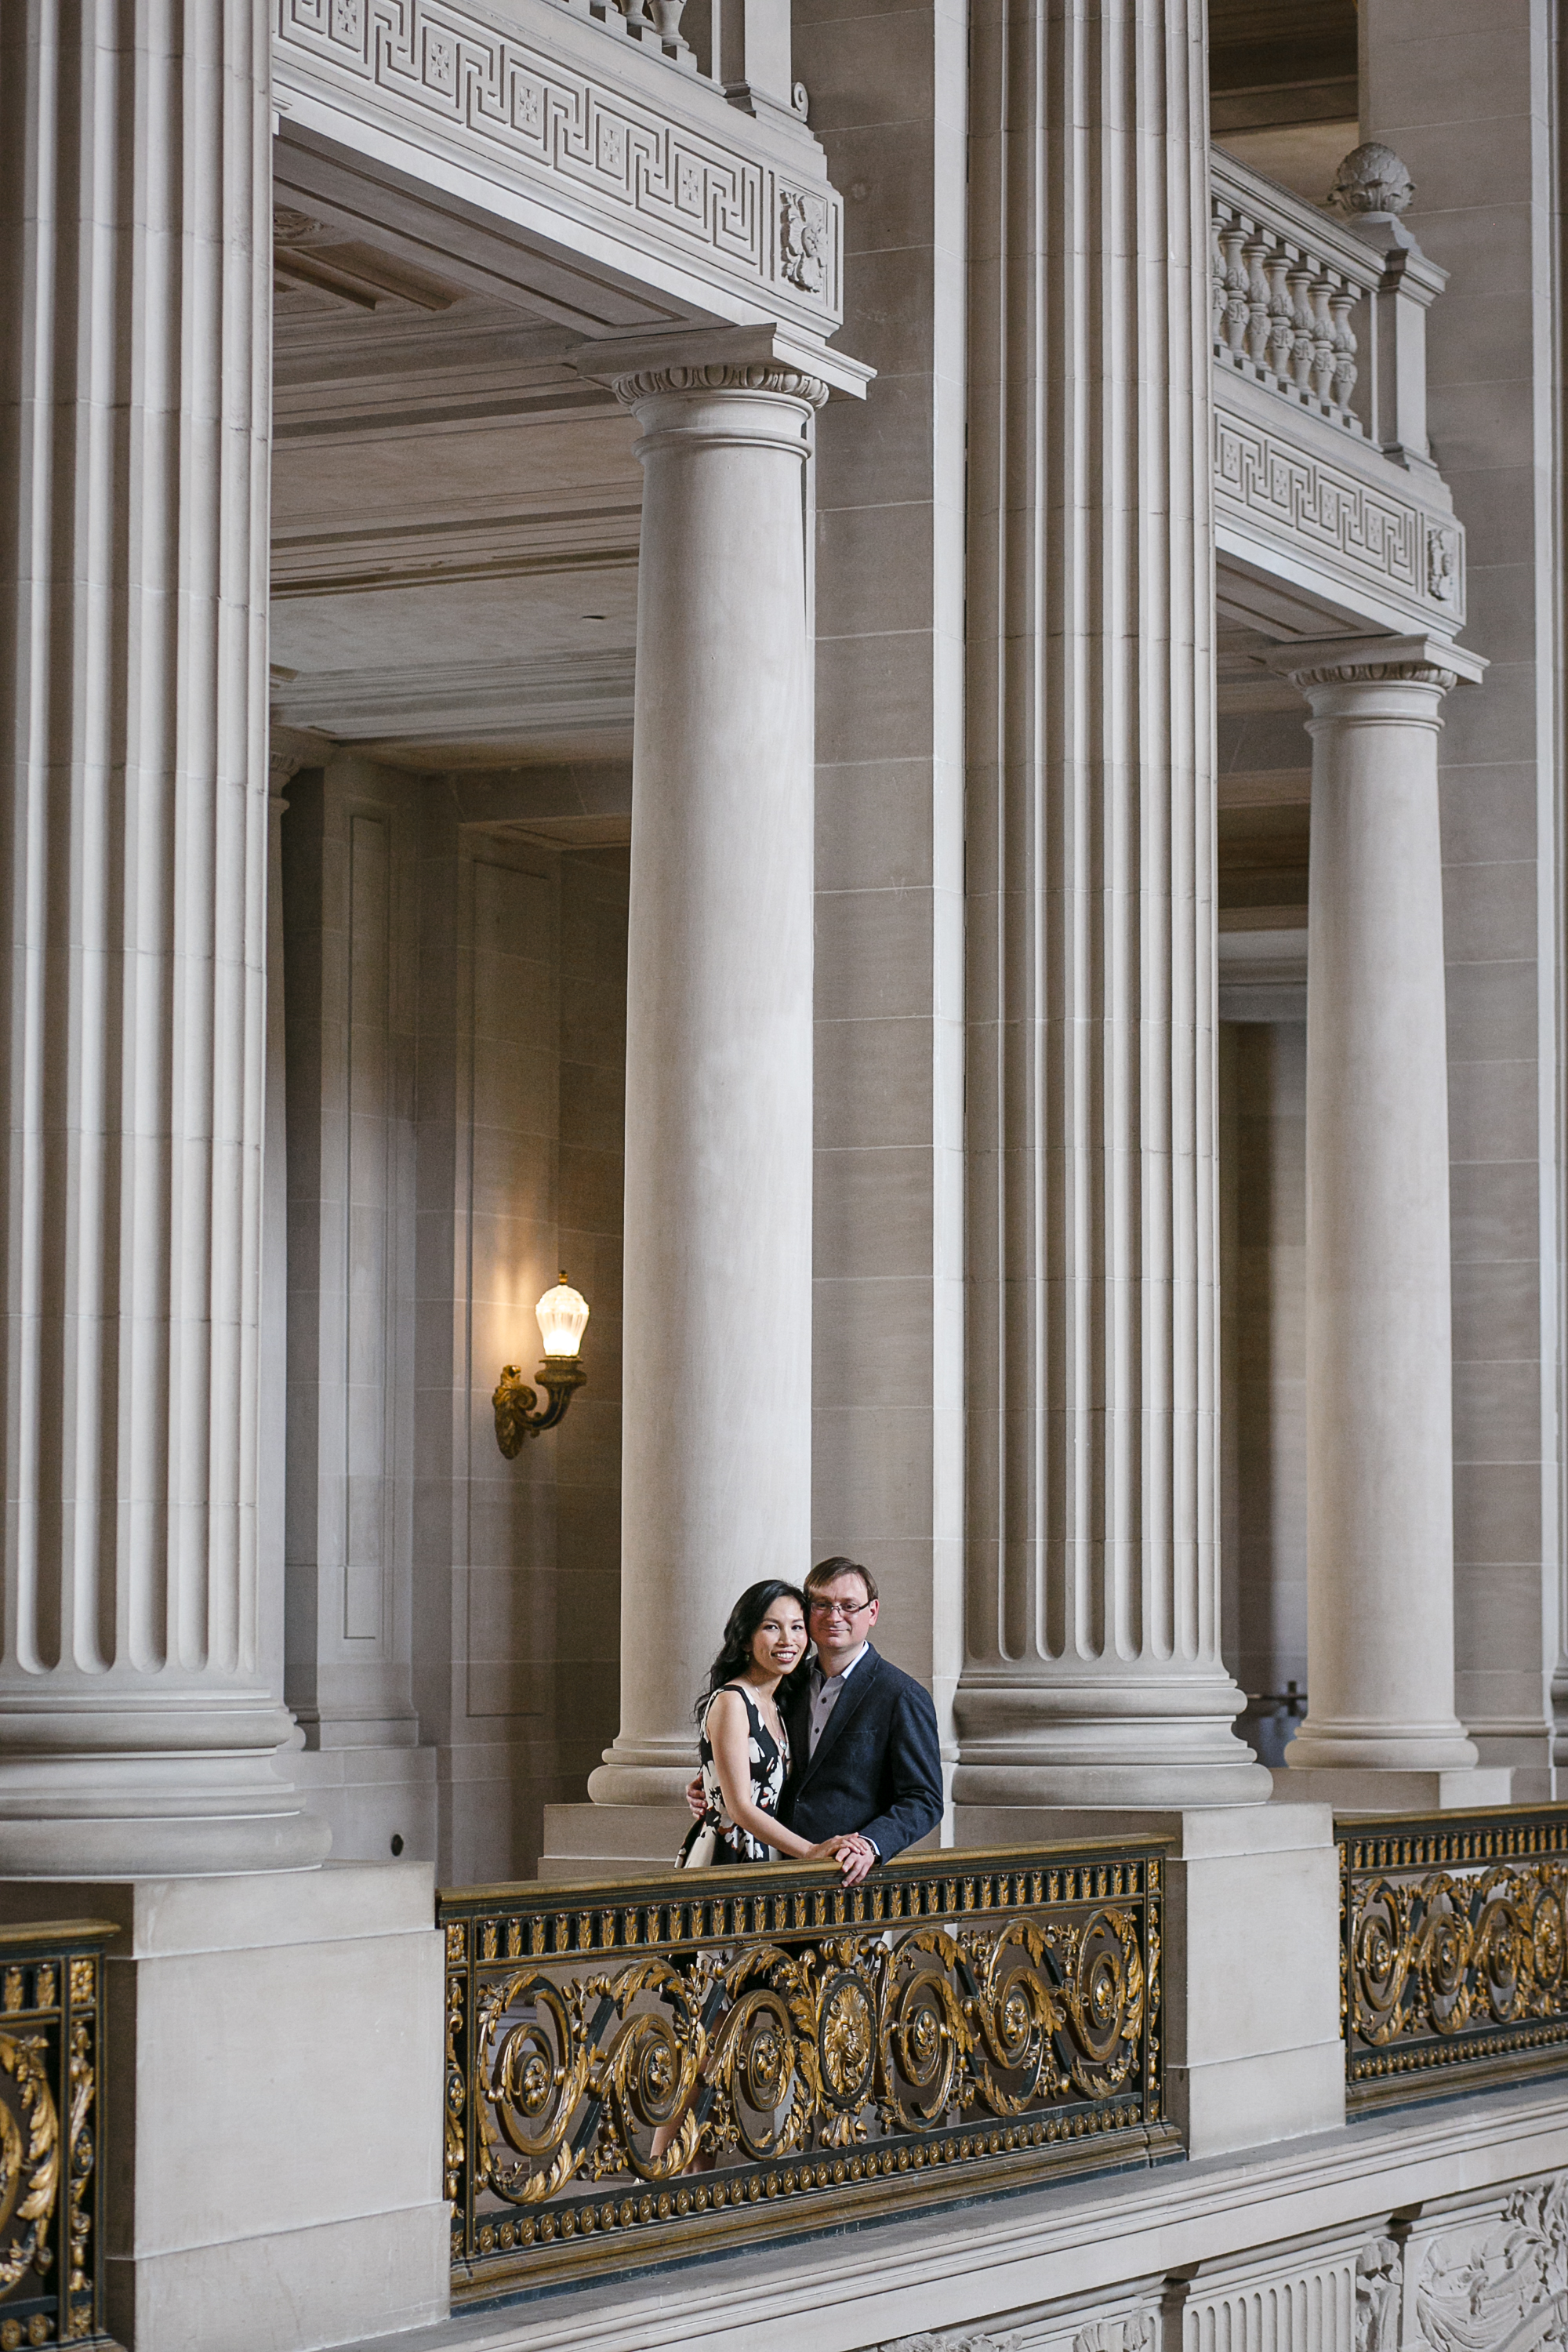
[{"left": 493, "top": 1275, "right": 589, "bottom": 1457}]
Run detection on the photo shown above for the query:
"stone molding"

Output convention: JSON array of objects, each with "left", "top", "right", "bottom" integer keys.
[
  {"left": 273, "top": 0, "right": 843, "bottom": 332},
  {"left": 609, "top": 361, "right": 830, "bottom": 407},
  {"left": 1287, "top": 659, "right": 1458, "bottom": 692},
  {"left": 270, "top": 648, "right": 635, "bottom": 743},
  {"left": 1214, "top": 397, "right": 1465, "bottom": 632},
  {"left": 880, "top": 2336, "right": 1020, "bottom": 2352}
]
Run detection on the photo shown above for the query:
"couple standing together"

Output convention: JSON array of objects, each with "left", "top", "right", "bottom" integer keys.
[{"left": 678, "top": 1555, "right": 942, "bottom": 1882}]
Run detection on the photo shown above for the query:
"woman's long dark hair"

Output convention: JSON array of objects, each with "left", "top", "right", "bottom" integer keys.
[{"left": 694, "top": 1580, "right": 811, "bottom": 1725}]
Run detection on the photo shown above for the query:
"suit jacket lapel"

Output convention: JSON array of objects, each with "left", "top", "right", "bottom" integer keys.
[{"left": 795, "top": 1646, "right": 883, "bottom": 1794}]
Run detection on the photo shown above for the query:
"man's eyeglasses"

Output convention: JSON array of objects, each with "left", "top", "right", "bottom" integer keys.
[{"left": 808, "top": 1598, "right": 873, "bottom": 1622}]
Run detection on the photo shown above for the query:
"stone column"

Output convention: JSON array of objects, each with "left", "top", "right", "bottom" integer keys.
[
  {"left": 0, "top": 0, "right": 328, "bottom": 1871},
  {"left": 1268, "top": 635, "right": 1496, "bottom": 1800},
  {"left": 586, "top": 360, "right": 826, "bottom": 1804},
  {"left": 956, "top": 0, "right": 1268, "bottom": 1806}
]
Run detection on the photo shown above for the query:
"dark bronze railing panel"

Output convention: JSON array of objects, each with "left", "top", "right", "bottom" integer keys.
[
  {"left": 1340, "top": 1806, "right": 1568, "bottom": 2113},
  {"left": 0, "top": 1919, "right": 118, "bottom": 2348},
  {"left": 439, "top": 1840, "right": 1177, "bottom": 2299}
]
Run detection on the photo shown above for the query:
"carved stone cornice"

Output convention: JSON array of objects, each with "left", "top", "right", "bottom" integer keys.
[
  {"left": 1286, "top": 659, "right": 1458, "bottom": 693},
  {"left": 609, "top": 361, "right": 829, "bottom": 408},
  {"left": 1265, "top": 630, "right": 1486, "bottom": 702}
]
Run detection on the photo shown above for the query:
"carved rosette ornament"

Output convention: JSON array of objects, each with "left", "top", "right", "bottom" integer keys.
[{"left": 780, "top": 189, "right": 830, "bottom": 294}]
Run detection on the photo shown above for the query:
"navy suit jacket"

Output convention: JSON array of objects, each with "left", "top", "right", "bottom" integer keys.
[{"left": 778, "top": 1645, "right": 942, "bottom": 1861}]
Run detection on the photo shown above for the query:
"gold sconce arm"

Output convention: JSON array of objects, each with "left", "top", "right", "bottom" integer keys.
[{"left": 492, "top": 1357, "right": 587, "bottom": 1457}]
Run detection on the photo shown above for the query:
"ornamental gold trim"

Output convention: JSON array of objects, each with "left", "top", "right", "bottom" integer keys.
[
  {"left": 0, "top": 1922, "right": 118, "bottom": 2349},
  {"left": 1339, "top": 1806, "right": 1568, "bottom": 2114},
  {"left": 440, "top": 1840, "right": 1174, "bottom": 2299}
]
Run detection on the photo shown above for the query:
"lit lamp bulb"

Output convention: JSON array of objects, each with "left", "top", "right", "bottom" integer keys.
[
  {"left": 492, "top": 1272, "right": 590, "bottom": 1457},
  {"left": 535, "top": 1274, "right": 590, "bottom": 1359}
]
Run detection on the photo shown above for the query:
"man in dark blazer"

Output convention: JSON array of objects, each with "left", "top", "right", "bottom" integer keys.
[{"left": 775, "top": 1555, "right": 943, "bottom": 1886}]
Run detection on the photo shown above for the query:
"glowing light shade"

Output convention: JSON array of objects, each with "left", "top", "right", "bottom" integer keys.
[{"left": 535, "top": 1274, "right": 590, "bottom": 1359}]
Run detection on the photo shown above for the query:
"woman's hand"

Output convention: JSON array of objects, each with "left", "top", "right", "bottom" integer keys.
[{"left": 804, "top": 1837, "right": 845, "bottom": 1861}]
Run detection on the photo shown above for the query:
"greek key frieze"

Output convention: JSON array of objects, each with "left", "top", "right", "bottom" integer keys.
[
  {"left": 274, "top": 0, "right": 841, "bottom": 326},
  {"left": 1214, "top": 411, "right": 1463, "bottom": 623}
]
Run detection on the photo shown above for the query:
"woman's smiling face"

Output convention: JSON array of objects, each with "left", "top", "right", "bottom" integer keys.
[{"left": 750, "top": 1599, "right": 807, "bottom": 1676}]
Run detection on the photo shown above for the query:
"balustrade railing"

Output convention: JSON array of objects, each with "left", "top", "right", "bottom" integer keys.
[
  {"left": 0, "top": 1920, "right": 117, "bottom": 2348},
  {"left": 1340, "top": 1807, "right": 1568, "bottom": 2113},
  {"left": 1210, "top": 153, "right": 1380, "bottom": 437},
  {"left": 544, "top": 0, "right": 805, "bottom": 118},
  {"left": 440, "top": 1838, "right": 1175, "bottom": 2301}
]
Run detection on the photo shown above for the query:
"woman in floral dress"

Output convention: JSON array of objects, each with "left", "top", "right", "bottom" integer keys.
[{"left": 677, "top": 1580, "right": 845, "bottom": 1869}]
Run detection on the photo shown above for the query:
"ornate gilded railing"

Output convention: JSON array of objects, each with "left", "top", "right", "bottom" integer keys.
[
  {"left": 1340, "top": 1807, "right": 1568, "bottom": 2113},
  {"left": 0, "top": 1921, "right": 118, "bottom": 2347},
  {"left": 440, "top": 1839, "right": 1175, "bottom": 2299}
]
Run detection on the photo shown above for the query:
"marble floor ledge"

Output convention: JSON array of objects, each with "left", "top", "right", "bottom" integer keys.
[{"left": 331, "top": 2073, "right": 1568, "bottom": 2352}]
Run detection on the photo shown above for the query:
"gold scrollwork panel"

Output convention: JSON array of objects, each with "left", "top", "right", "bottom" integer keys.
[
  {"left": 0, "top": 1927, "right": 118, "bottom": 2350},
  {"left": 1341, "top": 1811, "right": 1568, "bottom": 2112},
  {"left": 441, "top": 1845, "right": 1174, "bottom": 2300}
]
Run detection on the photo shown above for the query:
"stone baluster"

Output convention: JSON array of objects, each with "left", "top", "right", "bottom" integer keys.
[
  {"left": 960, "top": 0, "right": 1269, "bottom": 1809},
  {"left": 1263, "top": 252, "right": 1295, "bottom": 379},
  {"left": 1328, "top": 285, "right": 1359, "bottom": 412},
  {"left": 1243, "top": 234, "right": 1272, "bottom": 365},
  {"left": 0, "top": 0, "right": 327, "bottom": 1871},
  {"left": 1287, "top": 261, "right": 1316, "bottom": 391},
  {"left": 1308, "top": 276, "right": 1336, "bottom": 405},
  {"left": 1218, "top": 224, "right": 1250, "bottom": 354}
]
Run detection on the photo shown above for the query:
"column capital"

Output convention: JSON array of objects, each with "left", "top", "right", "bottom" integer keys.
[
  {"left": 609, "top": 362, "right": 830, "bottom": 410},
  {"left": 572, "top": 321, "right": 870, "bottom": 405},
  {"left": 1265, "top": 630, "right": 1486, "bottom": 696}
]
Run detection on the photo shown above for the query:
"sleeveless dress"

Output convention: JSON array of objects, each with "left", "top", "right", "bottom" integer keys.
[{"left": 677, "top": 1683, "right": 789, "bottom": 1867}]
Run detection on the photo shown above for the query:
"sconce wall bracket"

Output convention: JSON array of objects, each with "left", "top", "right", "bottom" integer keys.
[{"left": 493, "top": 1358, "right": 586, "bottom": 1457}]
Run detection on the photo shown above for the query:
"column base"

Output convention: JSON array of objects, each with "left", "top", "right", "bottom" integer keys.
[
  {"left": 0, "top": 1862, "right": 447, "bottom": 2352},
  {"left": 0, "top": 1763, "right": 332, "bottom": 1878},
  {"left": 540, "top": 1801, "right": 692, "bottom": 1881},
  {"left": 587, "top": 1737, "right": 702, "bottom": 1807},
  {"left": 952, "top": 1673, "right": 1273, "bottom": 1807},
  {"left": 952, "top": 1803, "right": 1345, "bottom": 2156},
  {"left": 1281, "top": 1715, "right": 1479, "bottom": 1773},
  {"left": 0, "top": 1698, "right": 336, "bottom": 1875},
  {"left": 1271, "top": 1764, "right": 1513, "bottom": 1811}
]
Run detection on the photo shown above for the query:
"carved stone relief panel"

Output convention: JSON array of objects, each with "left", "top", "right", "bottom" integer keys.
[{"left": 1415, "top": 2178, "right": 1568, "bottom": 2352}]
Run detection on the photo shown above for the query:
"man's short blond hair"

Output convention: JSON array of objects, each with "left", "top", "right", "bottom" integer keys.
[{"left": 804, "top": 1555, "right": 879, "bottom": 1606}]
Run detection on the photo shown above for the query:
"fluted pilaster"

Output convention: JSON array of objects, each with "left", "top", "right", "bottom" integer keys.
[
  {"left": 0, "top": 0, "right": 327, "bottom": 1870},
  {"left": 956, "top": 0, "right": 1267, "bottom": 1804}
]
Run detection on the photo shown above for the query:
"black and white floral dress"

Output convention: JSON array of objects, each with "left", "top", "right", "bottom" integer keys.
[{"left": 677, "top": 1683, "right": 789, "bottom": 1867}]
